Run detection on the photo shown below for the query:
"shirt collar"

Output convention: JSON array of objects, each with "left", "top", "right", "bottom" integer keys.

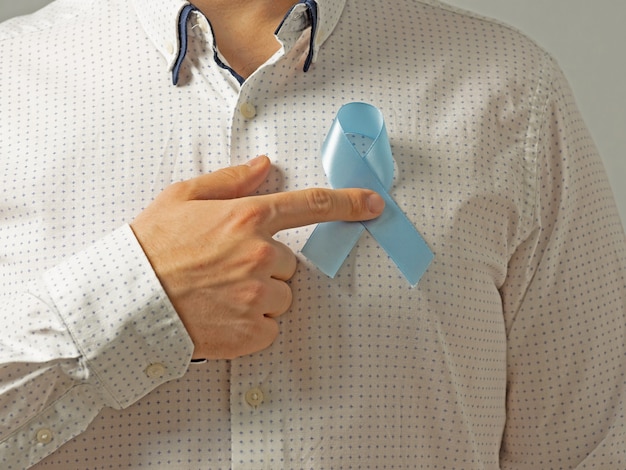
[
  {"left": 131, "top": 0, "right": 346, "bottom": 81},
  {"left": 131, "top": 0, "right": 188, "bottom": 72}
]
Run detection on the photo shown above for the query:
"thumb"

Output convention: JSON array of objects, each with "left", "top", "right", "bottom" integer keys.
[{"left": 184, "top": 155, "right": 272, "bottom": 200}]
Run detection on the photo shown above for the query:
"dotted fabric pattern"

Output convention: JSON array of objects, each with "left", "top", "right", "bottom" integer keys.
[{"left": 0, "top": 0, "right": 625, "bottom": 468}]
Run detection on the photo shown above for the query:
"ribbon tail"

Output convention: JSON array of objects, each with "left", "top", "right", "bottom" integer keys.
[
  {"left": 363, "top": 202, "right": 434, "bottom": 287},
  {"left": 301, "top": 221, "right": 366, "bottom": 278}
]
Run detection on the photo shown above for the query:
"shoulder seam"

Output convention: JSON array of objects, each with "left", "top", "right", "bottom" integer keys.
[{"left": 523, "top": 51, "right": 557, "bottom": 234}]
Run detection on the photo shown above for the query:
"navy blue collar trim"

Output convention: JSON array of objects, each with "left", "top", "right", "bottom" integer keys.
[
  {"left": 298, "top": 0, "right": 318, "bottom": 72},
  {"left": 172, "top": 4, "right": 198, "bottom": 85},
  {"left": 213, "top": 52, "right": 246, "bottom": 85}
]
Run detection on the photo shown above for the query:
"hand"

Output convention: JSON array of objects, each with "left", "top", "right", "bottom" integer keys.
[{"left": 130, "top": 156, "right": 384, "bottom": 360}]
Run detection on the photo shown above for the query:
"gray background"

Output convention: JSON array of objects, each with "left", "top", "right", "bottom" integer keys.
[{"left": 2, "top": 0, "right": 625, "bottom": 225}]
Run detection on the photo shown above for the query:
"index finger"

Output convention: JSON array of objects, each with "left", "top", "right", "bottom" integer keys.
[{"left": 258, "top": 187, "right": 385, "bottom": 234}]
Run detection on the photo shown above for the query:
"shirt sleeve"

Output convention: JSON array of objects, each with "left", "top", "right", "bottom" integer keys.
[
  {"left": 0, "top": 224, "right": 194, "bottom": 469},
  {"left": 499, "top": 55, "right": 626, "bottom": 468}
]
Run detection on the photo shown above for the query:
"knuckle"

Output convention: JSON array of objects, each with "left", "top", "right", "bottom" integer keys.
[
  {"left": 263, "top": 319, "right": 280, "bottom": 345},
  {"left": 284, "top": 253, "right": 298, "bottom": 280},
  {"left": 218, "top": 167, "right": 246, "bottom": 191},
  {"left": 279, "top": 283, "right": 293, "bottom": 313},
  {"left": 246, "top": 240, "right": 277, "bottom": 269},
  {"left": 249, "top": 278, "right": 268, "bottom": 300},
  {"left": 239, "top": 278, "right": 268, "bottom": 307},
  {"left": 163, "top": 180, "right": 189, "bottom": 200},
  {"left": 236, "top": 202, "right": 271, "bottom": 227},
  {"left": 347, "top": 191, "right": 368, "bottom": 218},
  {"left": 305, "top": 188, "right": 335, "bottom": 217},
  {"left": 267, "top": 281, "right": 293, "bottom": 318}
]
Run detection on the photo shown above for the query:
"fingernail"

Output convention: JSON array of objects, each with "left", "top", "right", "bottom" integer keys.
[
  {"left": 367, "top": 193, "right": 385, "bottom": 214},
  {"left": 246, "top": 155, "right": 267, "bottom": 167}
]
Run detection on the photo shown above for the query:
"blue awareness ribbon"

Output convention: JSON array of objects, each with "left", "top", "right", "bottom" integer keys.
[{"left": 301, "top": 102, "right": 434, "bottom": 287}]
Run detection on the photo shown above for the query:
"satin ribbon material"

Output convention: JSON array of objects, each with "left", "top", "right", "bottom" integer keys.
[{"left": 301, "top": 102, "right": 434, "bottom": 286}]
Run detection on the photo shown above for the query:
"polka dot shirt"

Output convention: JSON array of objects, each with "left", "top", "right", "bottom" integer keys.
[{"left": 1, "top": 0, "right": 625, "bottom": 468}]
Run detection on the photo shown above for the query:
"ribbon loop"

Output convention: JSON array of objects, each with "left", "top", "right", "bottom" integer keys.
[{"left": 301, "top": 102, "right": 434, "bottom": 286}]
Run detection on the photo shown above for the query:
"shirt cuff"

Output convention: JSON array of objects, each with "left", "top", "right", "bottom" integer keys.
[{"left": 42, "top": 224, "right": 194, "bottom": 409}]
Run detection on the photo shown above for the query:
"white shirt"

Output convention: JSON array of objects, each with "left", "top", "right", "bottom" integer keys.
[{"left": 1, "top": 0, "right": 625, "bottom": 468}]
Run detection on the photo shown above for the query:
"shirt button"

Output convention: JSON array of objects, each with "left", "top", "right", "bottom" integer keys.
[
  {"left": 36, "top": 428, "right": 53, "bottom": 445},
  {"left": 165, "top": 41, "right": 174, "bottom": 55},
  {"left": 239, "top": 102, "right": 257, "bottom": 119},
  {"left": 245, "top": 387, "right": 264, "bottom": 407},
  {"left": 145, "top": 363, "right": 167, "bottom": 379}
]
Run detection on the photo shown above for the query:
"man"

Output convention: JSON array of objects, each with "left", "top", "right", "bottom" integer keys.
[{"left": 1, "top": 0, "right": 625, "bottom": 468}]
